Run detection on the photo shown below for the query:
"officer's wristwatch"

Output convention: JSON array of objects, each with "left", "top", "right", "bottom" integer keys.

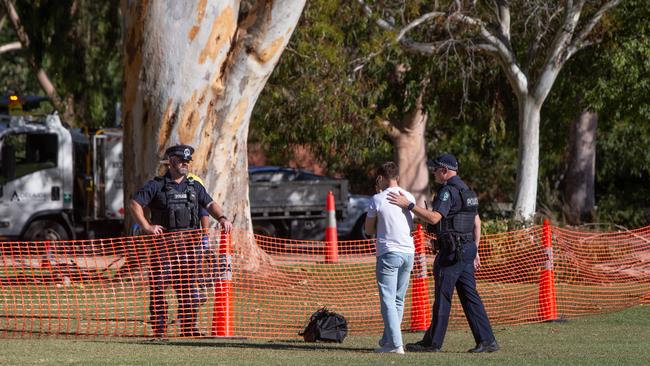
[
  {"left": 407, "top": 202, "right": 415, "bottom": 211},
  {"left": 217, "top": 215, "right": 228, "bottom": 221}
]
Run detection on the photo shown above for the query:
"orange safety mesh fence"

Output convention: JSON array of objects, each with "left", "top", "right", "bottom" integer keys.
[{"left": 1, "top": 224, "right": 649, "bottom": 339}]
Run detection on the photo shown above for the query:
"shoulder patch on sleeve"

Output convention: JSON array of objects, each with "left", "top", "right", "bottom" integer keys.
[{"left": 441, "top": 191, "right": 450, "bottom": 202}]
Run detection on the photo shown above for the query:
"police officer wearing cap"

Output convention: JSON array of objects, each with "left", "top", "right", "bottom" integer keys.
[
  {"left": 129, "top": 144, "right": 232, "bottom": 338},
  {"left": 387, "top": 153, "right": 498, "bottom": 353}
]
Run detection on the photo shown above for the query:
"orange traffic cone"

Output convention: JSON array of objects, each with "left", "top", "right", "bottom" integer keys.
[
  {"left": 325, "top": 191, "right": 339, "bottom": 263},
  {"left": 410, "top": 224, "right": 431, "bottom": 331},
  {"left": 538, "top": 219, "right": 558, "bottom": 321},
  {"left": 212, "top": 231, "right": 233, "bottom": 337}
]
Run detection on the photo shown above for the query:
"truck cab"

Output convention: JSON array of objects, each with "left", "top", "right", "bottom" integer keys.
[
  {"left": 0, "top": 113, "right": 73, "bottom": 240},
  {"left": 0, "top": 102, "right": 124, "bottom": 241}
]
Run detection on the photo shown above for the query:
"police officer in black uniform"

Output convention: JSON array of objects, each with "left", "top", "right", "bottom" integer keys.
[
  {"left": 387, "top": 153, "right": 498, "bottom": 353},
  {"left": 129, "top": 144, "right": 233, "bottom": 338}
]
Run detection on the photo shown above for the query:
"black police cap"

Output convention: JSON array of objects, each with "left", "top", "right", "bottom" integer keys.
[
  {"left": 165, "top": 144, "right": 194, "bottom": 161},
  {"left": 428, "top": 153, "right": 459, "bottom": 171}
]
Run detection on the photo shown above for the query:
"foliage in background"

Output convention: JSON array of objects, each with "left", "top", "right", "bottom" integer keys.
[
  {"left": 251, "top": 0, "right": 519, "bottom": 201},
  {"left": 542, "top": 0, "right": 650, "bottom": 227},
  {"left": 253, "top": 0, "right": 649, "bottom": 227},
  {"left": 249, "top": 0, "right": 392, "bottom": 193},
  {"left": 2, "top": 1, "right": 647, "bottom": 227},
  {"left": 1, "top": 0, "right": 122, "bottom": 127}
]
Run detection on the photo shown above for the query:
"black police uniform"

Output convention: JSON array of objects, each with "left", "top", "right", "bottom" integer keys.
[
  {"left": 421, "top": 175, "right": 496, "bottom": 349},
  {"left": 133, "top": 172, "right": 215, "bottom": 337}
]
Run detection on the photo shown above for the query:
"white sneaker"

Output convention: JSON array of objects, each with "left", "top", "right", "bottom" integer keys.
[{"left": 375, "top": 345, "right": 405, "bottom": 354}]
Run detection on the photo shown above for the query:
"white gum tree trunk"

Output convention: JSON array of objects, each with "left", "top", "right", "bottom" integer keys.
[
  {"left": 513, "top": 95, "right": 542, "bottom": 221},
  {"left": 388, "top": 97, "right": 430, "bottom": 207},
  {"left": 122, "top": 0, "right": 306, "bottom": 269}
]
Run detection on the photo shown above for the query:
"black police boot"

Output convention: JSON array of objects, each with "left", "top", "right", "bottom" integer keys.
[
  {"left": 405, "top": 340, "right": 441, "bottom": 352},
  {"left": 468, "top": 340, "right": 499, "bottom": 353}
]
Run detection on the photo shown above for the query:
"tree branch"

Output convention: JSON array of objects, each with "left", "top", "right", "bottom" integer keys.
[
  {"left": 378, "top": 118, "right": 401, "bottom": 141},
  {"left": 544, "top": 0, "right": 584, "bottom": 67},
  {"left": 396, "top": 11, "right": 446, "bottom": 44},
  {"left": 524, "top": 5, "right": 563, "bottom": 72},
  {"left": 1, "top": 0, "right": 67, "bottom": 118},
  {"left": 495, "top": 0, "right": 511, "bottom": 42},
  {"left": 534, "top": 0, "right": 585, "bottom": 101},
  {"left": 451, "top": 12, "right": 527, "bottom": 94},
  {"left": 356, "top": 0, "right": 396, "bottom": 32},
  {"left": 357, "top": 0, "right": 447, "bottom": 54},
  {"left": 0, "top": 41, "right": 21, "bottom": 54},
  {"left": 357, "top": 0, "right": 527, "bottom": 94},
  {"left": 567, "top": 0, "right": 622, "bottom": 58}
]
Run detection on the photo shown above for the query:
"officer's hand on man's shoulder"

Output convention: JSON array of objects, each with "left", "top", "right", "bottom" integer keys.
[{"left": 387, "top": 191, "right": 409, "bottom": 208}]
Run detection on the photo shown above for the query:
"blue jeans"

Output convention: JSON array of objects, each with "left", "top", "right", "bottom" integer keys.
[{"left": 376, "top": 251, "right": 414, "bottom": 348}]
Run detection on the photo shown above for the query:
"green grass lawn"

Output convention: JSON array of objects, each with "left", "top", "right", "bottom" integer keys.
[{"left": 1, "top": 305, "right": 649, "bottom": 366}]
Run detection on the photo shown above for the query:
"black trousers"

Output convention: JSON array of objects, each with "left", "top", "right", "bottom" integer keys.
[
  {"left": 422, "top": 242, "right": 495, "bottom": 348},
  {"left": 149, "top": 233, "right": 201, "bottom": 336}
]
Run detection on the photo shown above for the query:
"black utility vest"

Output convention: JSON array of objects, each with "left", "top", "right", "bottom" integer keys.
[
  {"left": 437, "top": 180, "right": 479, "bottom": 236},
  {"left": 150, "top": 176, "right": 200, "bottom": 231}
]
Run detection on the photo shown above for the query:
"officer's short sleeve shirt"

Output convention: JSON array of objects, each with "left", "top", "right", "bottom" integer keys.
[
  {"left": 132, "top": 175, "right": 214, "bottom": 210},
  {"left": 430, "top": 176, "right": 465, "bottom": 218},
  {"left": 132, "top": 179, "right": 162, "bottom": 208},
  {"left": 431, "top": 186, "right": 453, "bottom": 218},
  {"left": 193, "top": 181, "right": 214, "bottom": 209}
]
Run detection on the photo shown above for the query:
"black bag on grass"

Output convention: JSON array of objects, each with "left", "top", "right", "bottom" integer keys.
[{"left": 299, "top": 308, "right": 348, "bottom": 343}]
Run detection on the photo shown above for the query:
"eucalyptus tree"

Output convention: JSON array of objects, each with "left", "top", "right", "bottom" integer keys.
[
  {"left": 358, "top": 0, "right": 623, "bottom": 222},
  {"left": 253, "top": 0, "right": 456, "bottom": 206},
  {"left": 122, "top": 1, "right": 306, "bottom": 268}
]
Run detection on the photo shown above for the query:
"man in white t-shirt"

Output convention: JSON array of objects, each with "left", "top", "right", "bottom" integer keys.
[{"left": 364, "top": 162, "right": 416, "bottom": 354}]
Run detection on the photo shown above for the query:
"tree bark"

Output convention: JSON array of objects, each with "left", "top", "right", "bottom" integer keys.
[
  {"left": 122, "top": 0, "right": 306, "bottom": 271},
  {"left": 391, "top": 100, "right": 430, "bottom": 207},
  {"left": 513, "top": 95, "right": 541, "bottom": 222},
  {"left": 564, "top": 110, "right": 597, "bottom": 224}
]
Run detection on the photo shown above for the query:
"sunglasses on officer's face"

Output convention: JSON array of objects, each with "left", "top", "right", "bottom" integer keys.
[{"left": 171, "top": 156, "right": 191, "bottom": 164}]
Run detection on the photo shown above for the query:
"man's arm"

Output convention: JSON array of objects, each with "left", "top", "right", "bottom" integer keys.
[
  {"left": 200, "top": 215, "right": 211, "bottom": 229},
  {"left": 206, "top": 201, "right": 232, "bottom": 233},
  {"left": 474, "top": 213, "right": 482, "bottom": 270},
  {"left": 199, "top": 207, "right": 211, "bottom": 228},
  {"left": 474, "top": 214, "right": 481, "bottom": 248},
  {"left": 387, "top": 191, "right": 442, "bottom": 224},
  {"left": 128, "top": 199, "right": 164, "bottom": 235},
  {"left": 364, "top": 215, "right": 377, "bottom": 235}
]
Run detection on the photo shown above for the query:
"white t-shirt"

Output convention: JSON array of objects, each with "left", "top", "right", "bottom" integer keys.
[{"left": 367, "top": 186, "right": 415, "bottom": 257}]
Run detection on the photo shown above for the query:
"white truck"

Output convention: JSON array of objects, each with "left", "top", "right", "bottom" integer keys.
[{"left": 0, "top": 113, "right": 124, "bottom": 241}]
